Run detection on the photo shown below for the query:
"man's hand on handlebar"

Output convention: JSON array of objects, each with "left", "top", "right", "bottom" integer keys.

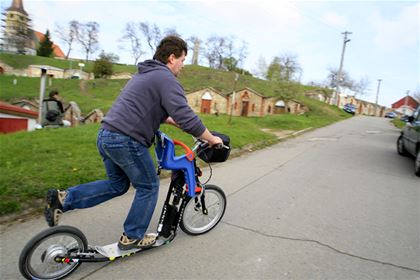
[{"left": 198, "top": 129, "right": 224, "bottom": 148}]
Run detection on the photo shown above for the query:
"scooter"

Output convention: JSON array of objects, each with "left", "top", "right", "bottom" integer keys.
[{"left": 18, "top": 131, "right": 230, "bottom": 280}]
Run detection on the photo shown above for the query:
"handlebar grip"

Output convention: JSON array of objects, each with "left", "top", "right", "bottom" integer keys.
[{"left": 215, "top": 144, "right": 230, "bottom": 150}]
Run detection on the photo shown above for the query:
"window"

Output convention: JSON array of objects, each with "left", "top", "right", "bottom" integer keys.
[
  {"left": 252, "top": 104, "right": 255, "bottom": 112},
  {"left": 268, "top": 106, "right": 271, "bottom": 113}
]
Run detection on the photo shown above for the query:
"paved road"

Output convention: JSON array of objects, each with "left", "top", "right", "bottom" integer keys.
[{"left": 1, "top": 116, "right": 419, "bottom": 279}]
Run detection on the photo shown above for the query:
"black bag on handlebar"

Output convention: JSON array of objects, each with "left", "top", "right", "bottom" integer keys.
[{"left": 198, "top": 131, "right": 230, "bottom": 163}]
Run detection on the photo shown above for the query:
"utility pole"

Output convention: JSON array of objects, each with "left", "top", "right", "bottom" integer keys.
[
  {"left": 403, "top": 90, "right": 410, "bottom": 116},
  {"left": 335, "top": 31, "right": 352, "bottom": 106},
  {"left": 375, "top": 79, "right": 382, "bottom": 116},
  {"left": 38, "top": 68, "right": 47, "bottom": 124},
  {"left": 375, "top": 79, "right": 382, "bottom": 104},
  {"left": 228, "top": 73, "right": 239, "bottom": 125}
]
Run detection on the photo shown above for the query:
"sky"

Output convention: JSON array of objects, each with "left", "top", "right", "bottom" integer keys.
[{"left": 1, "top": 0, "right": 419, "bottom": 107}]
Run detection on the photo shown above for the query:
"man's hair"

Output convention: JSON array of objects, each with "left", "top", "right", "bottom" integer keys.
[
  {"left": 153, "top": 36, "right": 188, "bottom": 64},
  {"left": 49, "top": 90, "right": 59, "bottom": 98}
]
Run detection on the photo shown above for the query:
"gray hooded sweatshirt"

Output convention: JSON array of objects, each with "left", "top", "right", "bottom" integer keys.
[{"left": 101, "top": 60, "right": 206, "bottom": 147}]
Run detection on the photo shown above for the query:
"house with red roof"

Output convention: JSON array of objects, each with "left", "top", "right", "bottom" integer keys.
[
  {"left": 391, "top": 95, "right": 419, "bottom": 116},
  {"left": 0, "top": 102, "right": 38, "bottom": 133}
]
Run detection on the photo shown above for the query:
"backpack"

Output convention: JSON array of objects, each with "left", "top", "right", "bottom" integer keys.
[{"left": 45, "top": 110, "right": 60, "bottom": 122}]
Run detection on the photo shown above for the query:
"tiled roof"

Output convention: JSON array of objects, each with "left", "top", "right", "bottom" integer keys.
[{"left": 0, "top": 102, "right": 38, "bottom": 118}]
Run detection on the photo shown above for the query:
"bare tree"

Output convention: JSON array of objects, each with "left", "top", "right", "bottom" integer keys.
[
  {"left": 325, "top": 67, "right": 354, "bottom": 91},
  {"left": 55, "top": 20, "right": 79, "bottom": 59},
  {"left": 77, "top": 21, "right": 100, "bottom": 62},
  {"left": 254, "top": 56, "right": 268, "bottom": 78},
  {"left": 139, "top": 22, "right": 161, "bottom": 54},
  {"left": 266, "top": 56, "right": 282, "bottom": 81},
  {"left": 121, "top": 22, "right": 145, "bottom": 65},
  {"left": 163, "top": 28, "right": 180, "bottom": 37},
  {"left": 7, "top": 27, "right": 29, "bottom": 54},
  {"left": 279, "top": 53, "right": 302, "bottom": 81},
  {"left": 353, "top": 76, "right": 370, "bottom": 98},
  {"left": 265, "top": 54, "right": 301, "bottom": 82},
  {"left": 237, "top": 40, "right": 248, "bottom": 69},
  {"left": 205, "top": 36, "right": 233, "bottom": 69},
  {"left": 411, "top": 90, "right": 420, "bottom": 103}
]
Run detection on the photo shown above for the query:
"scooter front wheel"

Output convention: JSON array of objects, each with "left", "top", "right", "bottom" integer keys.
[
  {"left": 19, "top": 225, "right": 88, "bottom": 280},
  {"left": 180, "top": 185, "right": 226, "bottom": 235}
]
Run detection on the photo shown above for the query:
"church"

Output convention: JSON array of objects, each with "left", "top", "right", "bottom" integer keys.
[{"left": 1, "top": 0, "right": 64, "bottom": 57}]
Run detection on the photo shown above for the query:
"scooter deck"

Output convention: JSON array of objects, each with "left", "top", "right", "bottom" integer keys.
[
  {"left": 95, "top": 243, "right": 141, "bottom": 258},
  {"left": 94, "top": 233, "right": 168, "bottom": 259}
]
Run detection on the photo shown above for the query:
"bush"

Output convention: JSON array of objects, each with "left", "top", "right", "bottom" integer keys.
[{"left": 93, "top": 51, "right": 118, "bottom": 78}]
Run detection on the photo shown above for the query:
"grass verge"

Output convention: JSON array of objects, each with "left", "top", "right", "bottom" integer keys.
[{"left": 0, "top": 110, "right": 348, "bottom": 219}]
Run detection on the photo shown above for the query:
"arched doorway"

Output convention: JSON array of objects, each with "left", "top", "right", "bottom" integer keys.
[
  {"left": 241, "top": 91, "right": 250, "bottom": 116},
  {"left": 200, "top": 91, "right": 212, "bottom": 114}
]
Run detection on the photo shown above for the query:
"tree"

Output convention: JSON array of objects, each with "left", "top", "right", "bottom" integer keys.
[
  {"left": 353, "top": 76, "right": 370, "bottom": 98},
  {"left": 413, "top": 90, "right": 420, "bottom": 103},
  {"left": 77, "top": 21, "right": 100, "bottom": 62},
  {"left": 163, "top": 27, "right": 180, "bottom": 37},
  {"left": 55, "top": 20, "right": 79, "bottom": 59},
  {"left": 2, "top": 12, "right": 31, "bottom": 54},
  {"left": 205, "top": 36, "right": 233, "bottom": 69},
  {"left": 93, "top": 51, "right": 118, "bottom": 78},
  {"left": 254, "top": 56, "right": 268, "bottom": 78},
  {"left": 325, "top": 67, "right": 354, "bottom": 91},
  {"left": 265, "top": 54, "right": 301, "bottom": 82},
  {"left": 37, "top": 29, "right": 54, "bottom": 57},
  {"left": 139, "top": 22, "right": 161, "bottom": 54},
  {"left": 280, "top": 53, "right": 302, "bottom": 81},
  {"left": 222, "top": 57, "right": 238, "bottom": 72},
  {"left": 7, "top": 27, "right": 29, "bottom": 54},
  {"left": 121, "top": 22, "right": 145, "bottom": 65},
  {"left": 265, "top": 56, "right": 282, "bottom": 81},
  {"left": 237, "top": 40, "right": 248, "bottom": 69}
]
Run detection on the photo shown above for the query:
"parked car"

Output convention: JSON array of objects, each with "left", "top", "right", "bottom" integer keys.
[
  {"left": 397, "top": 106, "right": 420, "bottom": 176},
  {"left": 400, "top": 115, "right": 411, "bottom": 122},
  {"left": 384, "top": 111, "right": 397, "bottom": 118},
  {"left": 343, "top": 103, "right": 356, "bottom": 115}
]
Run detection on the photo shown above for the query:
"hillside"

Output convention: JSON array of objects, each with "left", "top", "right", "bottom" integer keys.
[
  {"left": 0, "top": 54, "right": 349, "bottom": 219},
  {"left": 0, "top": 54, "right": 328, "bottom": 114}
]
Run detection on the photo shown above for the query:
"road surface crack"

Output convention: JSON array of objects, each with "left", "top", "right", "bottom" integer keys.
[{"left": 223, "top": 221, "right": 420, "bottom": 273}]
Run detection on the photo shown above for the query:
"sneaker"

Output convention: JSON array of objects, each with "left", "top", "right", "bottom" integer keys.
[
  {"left": 117, "top": 232, "right": 156, "bottom": 250},
  {"left": 44, "top": 189, "right": 67, "bottom": 227}
]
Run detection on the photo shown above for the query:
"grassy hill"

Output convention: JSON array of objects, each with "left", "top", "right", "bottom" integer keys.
[
  {"left": 1, "top": 53, "right": 327, "bottom": 113},
  {"left": 0, "top": 54, "right": 348, "bottom": 219},
  {"left": 0, "top": 53, "right": 137, "bottom": 73}
]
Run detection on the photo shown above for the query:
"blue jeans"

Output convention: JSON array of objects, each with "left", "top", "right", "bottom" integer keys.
[{"left": 62, "top": 128, "right": 159, "bottom": 239}]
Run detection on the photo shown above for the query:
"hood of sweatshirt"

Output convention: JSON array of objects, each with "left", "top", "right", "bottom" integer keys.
[{"left": 137, "top": 59, "right": 169, "bottom": 74}]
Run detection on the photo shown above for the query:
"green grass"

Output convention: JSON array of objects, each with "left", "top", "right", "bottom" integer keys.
[
  {"left": 0, "top": 75, "right": 127, "bottom": 113},
  {"left": 0, "top": 107, "right": 349, "bottom": 216},
  {"left": 391, "top": 118, "right": 405, "bottom": 129},
  {"left": 0, "top": 115, "right": 279, "bottom": 216},
  {"left": 0, "top": 53, "right": 347, "bottom": 217},
  {"left": 0, "top": 53, "right": 137, "bottom": 73}
]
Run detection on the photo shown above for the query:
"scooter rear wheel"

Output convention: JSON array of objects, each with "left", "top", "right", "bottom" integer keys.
[
  {"left": 19, "top": 225, "right": 88, "bottom": 280},
  {"left": 180, "top": 185, "right": 226, "bottom": 235}
]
